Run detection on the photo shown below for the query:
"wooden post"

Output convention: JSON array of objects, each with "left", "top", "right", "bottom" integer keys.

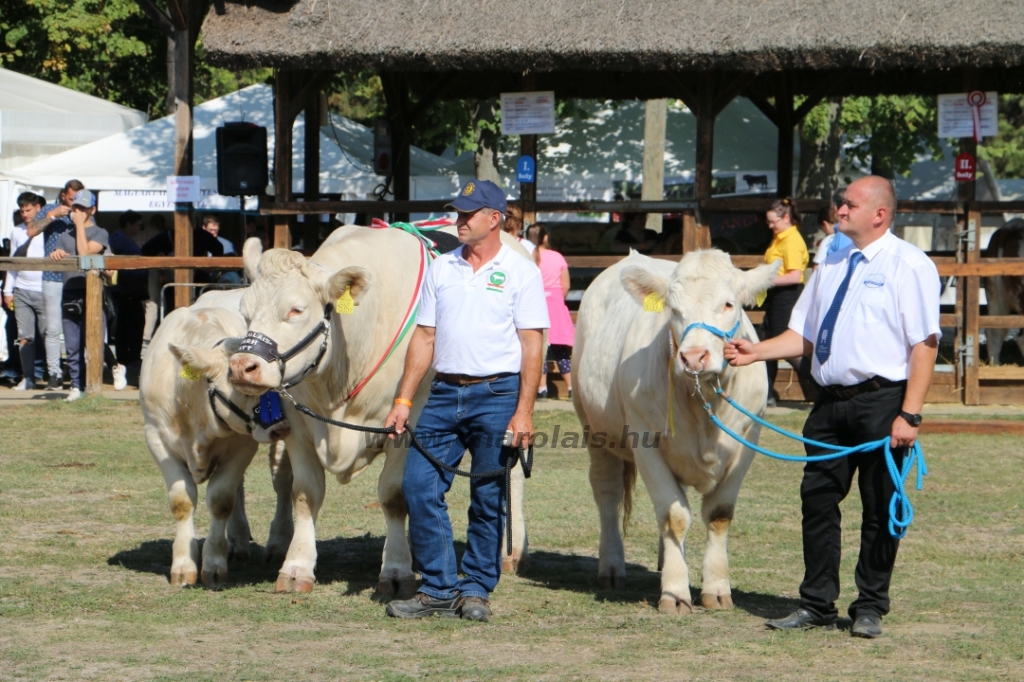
[
  {"left": 302, "top": 91, "right": 322, "bottom": 251},
  {"left": 85, "top": 270, "right": 104, "bottom": 395},
  {"left": 963, "top": 207, "right": 982, "bottom": 405},
  {"left": 274, "top": 69, "right": 293, "bottom": 249},
  {"left": 520, "top": 133, "right": 537, "bottom": 226},
  {"left": 381, "top": 73, "right": 411, "bottom": 223},
  {"left": 642, "top": 99, "right": 667, "bottom": 234},
  {"left": 171, "top": 23, "right": 193, "bottom": 310},
  {"left": 776, "top": 78, "right": 795, "bottom": 198},
  {"left": 688, "top": 75, "right": 714, "bottom": 252}
]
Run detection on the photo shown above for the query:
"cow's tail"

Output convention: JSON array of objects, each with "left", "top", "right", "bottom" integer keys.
[{"left": 621, "top": 460, "right": 637, "bottom": 535}]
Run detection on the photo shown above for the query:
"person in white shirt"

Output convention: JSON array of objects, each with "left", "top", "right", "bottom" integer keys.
[
  {"left": 813, "top": 204, "right": 838, "bottom": 267},
  {"left": 384, "top": 180, "right": 548, "bottom": 623},
  {"left": 3, "top": 193, "right": 49, "bottom": 390},
  {"left": 726, "top": 176, "right": 939, "bottom": 639},
  {"left": 502, "top": 203, "right": 535, "bottom": 254}
]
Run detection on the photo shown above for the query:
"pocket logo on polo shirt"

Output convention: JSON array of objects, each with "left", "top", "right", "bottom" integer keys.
[
  {"left": 864, "top": 274, "right": 886, "bottom": 288},
  {"left": 486, "top": 269, "right": 508, "bottom": 293}
]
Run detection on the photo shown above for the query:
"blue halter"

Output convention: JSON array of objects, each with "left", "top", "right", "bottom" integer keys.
[{"left": 680, "top": 318, "right": 742, "bottom": 344}]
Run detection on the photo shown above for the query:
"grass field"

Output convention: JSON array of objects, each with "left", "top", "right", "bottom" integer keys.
[{"left": 0, "top": 398, "right": 1022, "bottom": 681}]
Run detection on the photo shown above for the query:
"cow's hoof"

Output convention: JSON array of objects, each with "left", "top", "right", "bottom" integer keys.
[
  {"left": 502, "top": 550, "right": 530, "bottom": 575},
  {"left": 377, "top": 576, "right": 417, "bottom": 599},
  {"left": 170, "top": 568, "right": 197, "bottom": 586},
  {"left": 201, "top": 567, "right": 228, "bottom": 588},
  {"left": 658, "top": 592, "right": 694, "bottom": 615},
  {"left": 275, "top": 570, "right": 316, "bottom": 594},
  {"left": 598, "top": 572, "right": 626, "bottom": 590},
  {"left": 701, "top": 592, "right": 734, "bottom": 610}
]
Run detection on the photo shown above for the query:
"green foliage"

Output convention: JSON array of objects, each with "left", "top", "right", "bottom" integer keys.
[
  {"left": 842, "top": 95, "right": 944, "bottom": 177},
  {"left": 979, "top": 95, "right": 1024, "bottom": 178}
]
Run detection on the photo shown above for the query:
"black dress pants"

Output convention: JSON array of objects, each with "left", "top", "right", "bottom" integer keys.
[
  {"left": 798, "top": 384, "right": 906, "bottom": 621},
  {"left": 760, "top": 284, "right": 804, "bottom": 392}
]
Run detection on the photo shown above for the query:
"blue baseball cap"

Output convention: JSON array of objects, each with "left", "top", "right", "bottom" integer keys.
[
  {"left": 447, "top": 180, "right": 507, "bottom": 215},
  {"left": 71, "top": 189, "right": 96, "bottom": 209}
]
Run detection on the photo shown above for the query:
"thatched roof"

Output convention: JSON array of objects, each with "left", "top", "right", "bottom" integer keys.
[{"left": 204, "top": 1, "right": 1024, "bottom": 72}]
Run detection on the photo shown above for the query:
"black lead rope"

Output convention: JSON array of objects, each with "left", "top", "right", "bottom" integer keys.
[
  {"left": 286, "top": 398, "right": 533, "bottom": 555},
  {"left": 208, "top": 382, "right": 256, "bottom": 432}
]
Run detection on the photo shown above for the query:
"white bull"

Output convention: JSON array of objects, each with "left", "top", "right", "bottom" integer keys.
[
  {"left": 573, "top": 249, "right": 777, "bottom": 613},
  {"left": 227, "top": 227, "right": 532, "bottom": 594},
  {"left": 140, "top": 288, "right": 293, "bottom": 587}
]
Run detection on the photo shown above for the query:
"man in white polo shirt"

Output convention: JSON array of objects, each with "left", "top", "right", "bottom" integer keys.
[
  {"left": 384, "top": 179, "right": 549, "bottom": 622},
  {"left": 726, "top": 176, "right": 940, "bottom": 639}
]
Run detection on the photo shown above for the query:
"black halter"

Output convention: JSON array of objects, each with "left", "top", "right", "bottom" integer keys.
[
  {"left": 207, "top": 380, "right": 257, "bottom": 432},
  {"left": 238, "top": 303, "right": 333, "bottom": 389}
]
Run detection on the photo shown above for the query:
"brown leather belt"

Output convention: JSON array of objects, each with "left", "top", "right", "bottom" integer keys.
[
  {"left": 821, "top": 377, "right": 906, "bottom": 400},
  {"left": 435, "top": 372, "right": 516, "bottom": 386}
]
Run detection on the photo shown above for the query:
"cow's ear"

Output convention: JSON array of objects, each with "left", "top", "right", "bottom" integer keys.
[
  {"left": 242, "top": 238, "right": 263, "bottom": 282},
  {"left": 324, "top": 266, "right": 372, "bottom": 305},
  {"left": 737, "top": 259, "right": 781, "bottom": 306},
  {"left": 620, "top": 265, "right": 668, "bottom": 305},
  {"left": 168, "top": 343, "right": 230, "bottom": 380}
]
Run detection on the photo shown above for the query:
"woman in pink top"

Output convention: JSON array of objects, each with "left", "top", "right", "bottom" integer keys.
[{"left": 528, "top": 224, "right": 575, "bottom": 398}]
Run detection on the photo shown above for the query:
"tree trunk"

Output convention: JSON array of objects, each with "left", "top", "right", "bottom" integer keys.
[
  {"left": 796, "top": 96, "right": 844, "bottom": 200},
  {"left": 473, "top": 99, "right": 501, "bottom": 183}
]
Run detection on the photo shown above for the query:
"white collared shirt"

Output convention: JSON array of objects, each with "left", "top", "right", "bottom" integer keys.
[
  {"left": 789, "top": 230, "right": 941, "bottom": 387},
  {"left": 417, "top": 243, "right": 549, "bottom": 376}
]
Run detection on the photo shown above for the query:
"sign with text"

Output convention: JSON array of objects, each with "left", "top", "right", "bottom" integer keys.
[
  {"left": 99, "top": 189, "right": 258, "bottom": 212},
  {"left": 516, "top": 155, "right": 536, "bottom": 183},
  {"left": 500, "top": 91, "right": 556, "bottom": 135},
  {"left": 954, "top": 152, "right": 976, "bottom": 183},
  {"left": 938, "top": 92, "right": 998, "bottom": 139},
  {"left": 167, "top": 175, "right": 201, "bottom": 204}
]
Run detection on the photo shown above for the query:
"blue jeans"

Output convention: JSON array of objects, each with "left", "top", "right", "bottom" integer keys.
[{"left": 403, "top": 373, "right": 520, "bottom": 601}]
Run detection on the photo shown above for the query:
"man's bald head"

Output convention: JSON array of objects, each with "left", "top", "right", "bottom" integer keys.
[{"left": 851, "top": 176, "right": 897, "bottom": 226}]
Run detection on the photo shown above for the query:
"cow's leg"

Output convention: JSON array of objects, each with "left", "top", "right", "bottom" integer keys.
[
  {"left": 201, "top": 445, "right": 256, "bottom": 587},
  {"left": 226, "top": 480, "right": 252, "bottom": 564},
  {"left": 264, "top": 441, "right": 294, "bottom": 565},
  {"left": 502, "top": 462, "right": 529, "bottom": 574},
  {"left": 376, "top": 448, "right": 416, "bottom": 598},
  {"left": 276, "top": 445, "right": 325, "bottom": 594},
  {"left": 589, "top": 447, "right": 627, "bottom": 589},
  {"left": 634, "top": 447, "right": 694, "bottom": 615},
  {"left": 699, "top": 436, "right": 756, "bottom": 610},
  {"left": 147, "top": 430, "right": 199, "bottom": 586}
]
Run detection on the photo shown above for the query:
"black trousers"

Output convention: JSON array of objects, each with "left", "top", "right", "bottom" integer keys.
[
  {"left": 760, "top": 284, "right": 804, "bottom": 392},
  {"left": 798, "top": 384, "right": 906, "bottom": 621}
]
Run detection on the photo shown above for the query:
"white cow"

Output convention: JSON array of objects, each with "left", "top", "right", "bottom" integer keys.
[
  {"left": 227, "top": 227, "right": 533, "bottom": 595},
  {"left": 140, "top": 288, "right": 293, "bottom": 587},
  {"left": 573, "top": 249, "right": 777, "bottom": 613}
]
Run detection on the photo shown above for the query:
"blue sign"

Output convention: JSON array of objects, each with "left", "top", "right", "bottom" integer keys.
[{"left": 516, "top": 155, "right": 536, "bottom": 183}]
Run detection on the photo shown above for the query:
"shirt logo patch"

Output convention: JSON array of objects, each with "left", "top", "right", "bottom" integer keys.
[
  {"left": 864, "top": 274, "right": 886, "bottom": 288},
  {"left": 486, "top": 269, "right": 507, "bottom": 293},
  {"left": 462, "top": 181, "right": 476, "bottom": 196}
]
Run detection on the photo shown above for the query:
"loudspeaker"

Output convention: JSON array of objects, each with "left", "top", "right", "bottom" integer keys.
[{"left": 216, "top": 122, "right": 268, "bottom": 196}]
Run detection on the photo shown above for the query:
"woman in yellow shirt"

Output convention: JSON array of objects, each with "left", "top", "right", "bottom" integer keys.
[{"left": 761, "top": 197, "right": 810, "bottom": 406}]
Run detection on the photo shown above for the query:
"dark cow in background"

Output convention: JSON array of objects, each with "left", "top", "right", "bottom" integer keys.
[{"left": 983, "top": 218, "right": 1024, "bottom": 365}]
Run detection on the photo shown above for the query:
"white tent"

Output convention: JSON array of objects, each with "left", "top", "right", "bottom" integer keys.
[
  {"left": 6, "top": 84, "right": 461, "bottom": 212},
  {"left": 0, "top": 68, "right": 147, "bottom": 174}
]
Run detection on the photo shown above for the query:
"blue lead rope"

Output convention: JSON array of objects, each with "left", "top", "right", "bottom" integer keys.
[{"left": 698, "top": 383, "right": 927, "bottom": 539}]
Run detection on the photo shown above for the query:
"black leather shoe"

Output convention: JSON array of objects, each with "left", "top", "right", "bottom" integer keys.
[
  {"left": 765, "top": 608, "right": 836, "bottom": 631},
  {"left": 458, "top": 596, "right": 492, "bottom": 622},
  {"left": 851, "top": 613, "right": 883, "bottom": 638},
  {"left": 385, "top": 592, "right": 460, "bottom": 619}
]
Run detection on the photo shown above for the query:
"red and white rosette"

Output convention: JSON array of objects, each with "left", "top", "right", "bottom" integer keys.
[{"left": 967, "top": 90, "right": 987, "bottom": 142}]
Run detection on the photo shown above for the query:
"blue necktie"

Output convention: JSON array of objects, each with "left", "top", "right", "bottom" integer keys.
[{"left": 815, "top": 251, "right": 864, "bottom": 365}]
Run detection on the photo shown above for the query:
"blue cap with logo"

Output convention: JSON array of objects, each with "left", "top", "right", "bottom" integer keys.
[
  {"left": 71, "top": 189, "right": 96, "bottom": 209},
  {"left": 447, "top": 180, "right": 507, "bottom": 215}
]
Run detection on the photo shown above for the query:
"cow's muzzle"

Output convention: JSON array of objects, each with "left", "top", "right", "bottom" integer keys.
[{"left": 231, "top": 303, "right": 333, "bottom": 391}]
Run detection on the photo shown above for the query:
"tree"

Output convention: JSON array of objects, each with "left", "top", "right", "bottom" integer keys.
[{"left": 979, "top": 95, "right": 1024, "bottom": 178}]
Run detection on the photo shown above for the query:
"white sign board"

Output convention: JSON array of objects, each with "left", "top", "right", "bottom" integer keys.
[
  {"left": 166, "top": 175, "right": 202, "bottom": 204},
  {"left": 500, "top": 91, "right": 556, "bottom": 135},
  {"left": 938, "top": 92, "right": 998, "bottom": 138},
  {"left": 99, "top": 189, "right": 258, "bottom": 213}
]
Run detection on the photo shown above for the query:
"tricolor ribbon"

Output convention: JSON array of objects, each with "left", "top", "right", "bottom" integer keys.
[{"left": 967, "top": 90, "right": 987, "bottom": 142}]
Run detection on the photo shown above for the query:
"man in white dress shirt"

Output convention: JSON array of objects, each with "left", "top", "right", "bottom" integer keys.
[
  {"left": 383, "top": 180, "right": 549, "bottom": 622},
  {"left": 726, "top": 176, "right": 940, "bottom": 639}
]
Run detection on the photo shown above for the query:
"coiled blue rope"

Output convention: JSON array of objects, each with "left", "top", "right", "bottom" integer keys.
[{"left": 698, "top": 384, "right": 927, "bottom": 539}]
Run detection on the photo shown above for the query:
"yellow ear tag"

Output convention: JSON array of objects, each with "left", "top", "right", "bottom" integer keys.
[
  {"left": 755, "top": 290, "right": 768, "bottom": 308},
  {"left": 180, "top": 364, "right": 202, "bottom": 382},
  {"left": 643, "top": 292, "right": 664, "bottom": 313},
  {"left": 336, "top": 286, "right": 355, "bottom": 315}
]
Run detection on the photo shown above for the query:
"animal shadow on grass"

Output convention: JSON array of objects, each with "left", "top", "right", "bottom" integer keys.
[
  {"left": 109, "top": 539, "right": 287, "bottom": 588},
  {"left": 524, "top": 550, "right": 801, "bottom": 616}
]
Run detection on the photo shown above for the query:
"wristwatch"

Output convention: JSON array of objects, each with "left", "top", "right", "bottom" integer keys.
[{"left": 899, "top": 410, "right": 923, "bottom": 427}]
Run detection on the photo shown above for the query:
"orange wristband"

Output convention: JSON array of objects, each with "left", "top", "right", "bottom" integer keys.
[{"left": 394, "top": 398, "right": 413, "bottom": 408}]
